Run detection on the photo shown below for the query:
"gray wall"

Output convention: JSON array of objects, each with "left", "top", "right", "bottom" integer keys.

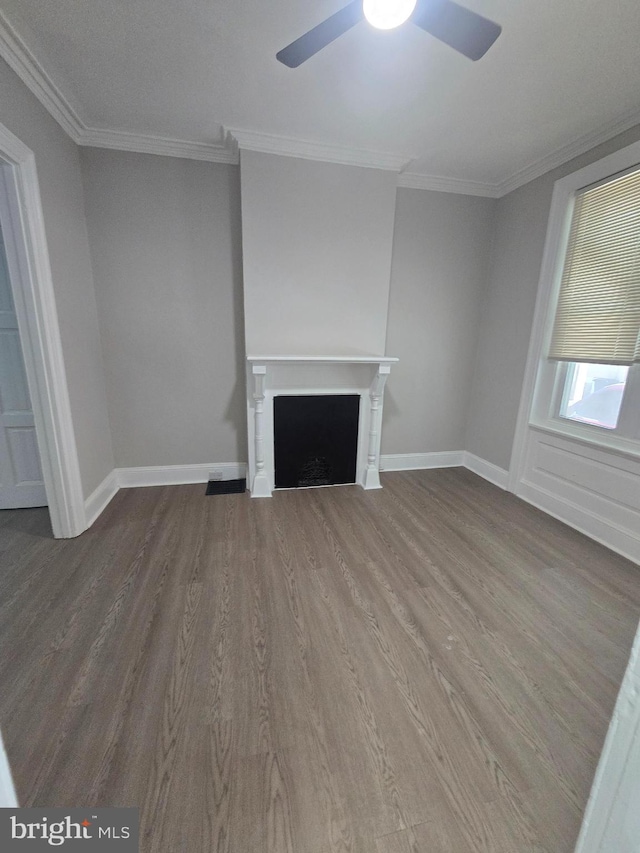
[
  {"left": 240, "top": 150, "right": 398, "bottom": 356},
  {"left": 466, "top": 124, "right": 640, "bottom": 471},
  {"left": 382, "top": 188, "right": 496, "bottom": 455},
  {"left": 0, "top": 58, "right": 114, "bottom": 498},
  {"left": 81, "top": 149, "right": 499, "bottom": 470},
  {"left": 80, "top": 149, "right": 246, "bottom": 468}
]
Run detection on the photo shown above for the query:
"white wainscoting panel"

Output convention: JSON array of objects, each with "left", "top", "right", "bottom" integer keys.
[{"left": 517, "top": 427, "right": 640, "bottom": 564}]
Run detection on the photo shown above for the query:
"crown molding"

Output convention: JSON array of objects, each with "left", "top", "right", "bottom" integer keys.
[
  {"left": 228, "top": 127, "right": 409, "bottom": 172},
  {"left": 2, "top": 5, "right": 640, "bottom": 195},
  {"left": 0, "top": 9, "right": 238, "bottom": 165},
  {"left": 0, "top": 10, "right": 84, "bottom": 142},
  {"left": 495, "top": 106, "right": 640, "bottom": 197},
  {"left": 397, "top": 171, "right": 500, "bottom": 197},
  {"left": 399, "top": 104, "right": 640, "bottom": 198},
  {"left": 78, "top": 127, "right": 238, "bottom": 164}
]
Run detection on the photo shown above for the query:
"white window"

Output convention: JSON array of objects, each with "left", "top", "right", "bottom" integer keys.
[
  {"left": 529, "top": 145, "right": 640, "bottom": 456},
  {"left": 558, "top": 362, "right": 629, "bottom": 430}
]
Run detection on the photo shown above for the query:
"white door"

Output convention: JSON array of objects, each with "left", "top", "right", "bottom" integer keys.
[{"left": 0, "top": 223, "right": 46, "bottom": 508}]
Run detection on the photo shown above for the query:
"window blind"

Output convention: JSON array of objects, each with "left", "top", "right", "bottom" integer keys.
[{"left": 549, "top": 166, "right": 640, "bottom": 365}]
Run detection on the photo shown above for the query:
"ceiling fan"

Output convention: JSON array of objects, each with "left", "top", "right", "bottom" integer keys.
[{"left": 276, "top": 0, "right": 502, "bottom": 67}]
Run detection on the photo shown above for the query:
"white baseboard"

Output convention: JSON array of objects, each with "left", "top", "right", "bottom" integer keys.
[
  {"left": 463, "top": 452, "right": 509, "bottom": 489},
  {"left": 379, "top": 451, "right": 510, "bottom": 493},
  {"left": 82, "top": 463, "right": 247, "bottom": 530},
  {"left": 116, "top": 462, "right": 247, "bottom": 489},
  {"left": 380, "top": 451, "right": 465, "bottom": 471},
  {"left": 83, "top": 457, "right": 638, "bottom": 567},
  {"left": 87, "top": 453, "right": 502, "bottom": 527},
  {"left": 83, "top": 470, "right": 118, "bottom": 529},
  {"left": 517, "top": 479, "right": 640, "bottom": 566}
]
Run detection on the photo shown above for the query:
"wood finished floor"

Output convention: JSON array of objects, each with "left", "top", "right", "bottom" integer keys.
[{"left": 1, "top": 469, "right": 639, "bottom": 852}]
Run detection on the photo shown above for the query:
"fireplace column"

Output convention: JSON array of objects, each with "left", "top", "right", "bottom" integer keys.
[
  {"left": 251, "top": 364, "right": 271, "bottom": 497},
  {"left": 362, "top": 364, "right": 391, "bottom": 490}
]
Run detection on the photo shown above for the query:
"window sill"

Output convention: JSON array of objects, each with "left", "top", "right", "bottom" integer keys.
[{"left": 528, "top": 417, "right": 640, "bottom": 462}]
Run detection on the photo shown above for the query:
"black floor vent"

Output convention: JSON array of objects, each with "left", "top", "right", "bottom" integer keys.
[{"left": 205, "top": 478, "right": 246, "bottom": 496}]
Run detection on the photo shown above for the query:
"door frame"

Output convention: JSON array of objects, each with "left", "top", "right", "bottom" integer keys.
[
  {"left": 0, "top": 121, "right": 84, "bottom": 537},
  {"left": 0, "top": 728, "right": 17, "bottom": 807}
]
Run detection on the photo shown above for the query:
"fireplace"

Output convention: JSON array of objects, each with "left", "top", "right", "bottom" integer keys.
[
  {"left": 245, "top": 355, "right": 397, "bottom": 497},
  {"left": 274, "top": 394, "right": 360, "bottom": 488}
]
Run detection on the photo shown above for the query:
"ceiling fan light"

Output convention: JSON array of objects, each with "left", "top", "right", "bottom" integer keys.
[{"left": 363, "top": 0, "right": 417, "bottom": 30}]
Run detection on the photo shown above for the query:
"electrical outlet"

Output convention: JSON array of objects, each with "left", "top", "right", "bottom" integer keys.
[{"left": 209, "top": 470, "right": 223, "bottom": 481}]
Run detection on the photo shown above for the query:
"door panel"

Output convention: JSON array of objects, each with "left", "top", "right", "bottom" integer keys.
[
  {"left": 0, "top": 328, "right": 31, "bottom": 411},
  {"left": 7, "top": 428, "right": 43, "bottom": 483},
  {"left": 0, "top": 224, "right": 46, "bottom": 508}
]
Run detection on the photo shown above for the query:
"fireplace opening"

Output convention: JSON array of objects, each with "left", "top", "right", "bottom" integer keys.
[{"left": 274, "top": 395, "right": 360, "bottom": 489}]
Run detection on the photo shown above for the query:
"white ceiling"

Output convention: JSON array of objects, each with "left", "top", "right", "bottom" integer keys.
[{"left": 2, "top": 0, "right": 640, "bottom": 192}]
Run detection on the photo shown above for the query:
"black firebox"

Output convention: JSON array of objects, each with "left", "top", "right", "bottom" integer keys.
[{"left": 273, "top": 394, "right": 360, "bottom": 489}]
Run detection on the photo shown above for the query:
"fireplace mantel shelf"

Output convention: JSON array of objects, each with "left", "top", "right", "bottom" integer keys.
[{"left": 247, "top": 355, "right": 398, "bottom": 364}]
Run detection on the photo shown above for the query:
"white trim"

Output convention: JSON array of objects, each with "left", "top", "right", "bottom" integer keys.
[
  {"left": 0, "top": 8, "right": 238, "bottom": 165},
  {"left": 396, "top": 172, "right": 500, "bottom": 198},
  {"left": 82, "top": 463, "right": 249, "bottom": 530},
  {"left": 0, "top": 125, "right": 85, "bottom": 538},
  {"left": 0, "top": 11, "right": 83, "bottom": 142},
  {"left": 77, "top": 114, "right": 640, "bottom": 195},
  {"left": 229, "top": 127, "right": 409, "bottom": 172},
  {"left": 528, "top": 419, "right": 640, "bottom": 463},
  {"left": 574, "top": 624, "right": 640, "bottom": 853},
  {"left": 362, "top": 364, "right": 391, "bottom": 490},
  {"left": 83, "top": 470, "right": 118, "bottom": 529},
  {"left": 247, "top": 354, "right": 398, "bottom": 364},
  {"left": 495, "top": 106, "right": 640, "bottom": 197},
  {"left": 0, "top": 729, "right": 18, "bottom": 807},
  {"left": 463, "top": 452, "right": 509, "bottom": 489},
  {"left": 78, "top": 127, "right": 238, "bottom": 164},
  {"left": 116, "top": 462, "right": 247, "bottom": 489},
  {"left": 516, "top": 479, "right": 640, "bottom": 566},
  {"left": 379, "top": 451, "right": 464, "bottom": 471},
  {"left": 508, "top": 175, "right": 574, "bottom": 492},
  {"left": 378, "top": 450, "right": 510, "bottom": 488},
  {"left": 90, "top": 462, "right": 249, "bottom": 524}
]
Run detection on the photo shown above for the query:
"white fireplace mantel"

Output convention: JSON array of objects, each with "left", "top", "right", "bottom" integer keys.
[
  {"left": 247, "top": 355, "right": 399, "bottom": 364},
  {"left": 246, "top": 354, "right": 398, "bottom": 497}
]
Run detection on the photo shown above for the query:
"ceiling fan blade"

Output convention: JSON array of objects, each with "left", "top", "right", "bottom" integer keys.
[
  {"left": 277, "top": 1, "right": 364, "bottom": 68},
  {"left": 411, "top": 0, "right": 501, "bottom": 60}
]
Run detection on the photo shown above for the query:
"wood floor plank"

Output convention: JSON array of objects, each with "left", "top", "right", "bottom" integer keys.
[
  {"left": 1, "top": 469, "right": 638, "bottom": 852},
  {"left": 369, "top": 475, "right": 627, "bottom": 716},
  {"left": 375, "top": 826, "right": 420, "bottom": 853},
  {"left": 298, "top": 492, "right": 518, "bottom": 851}
]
